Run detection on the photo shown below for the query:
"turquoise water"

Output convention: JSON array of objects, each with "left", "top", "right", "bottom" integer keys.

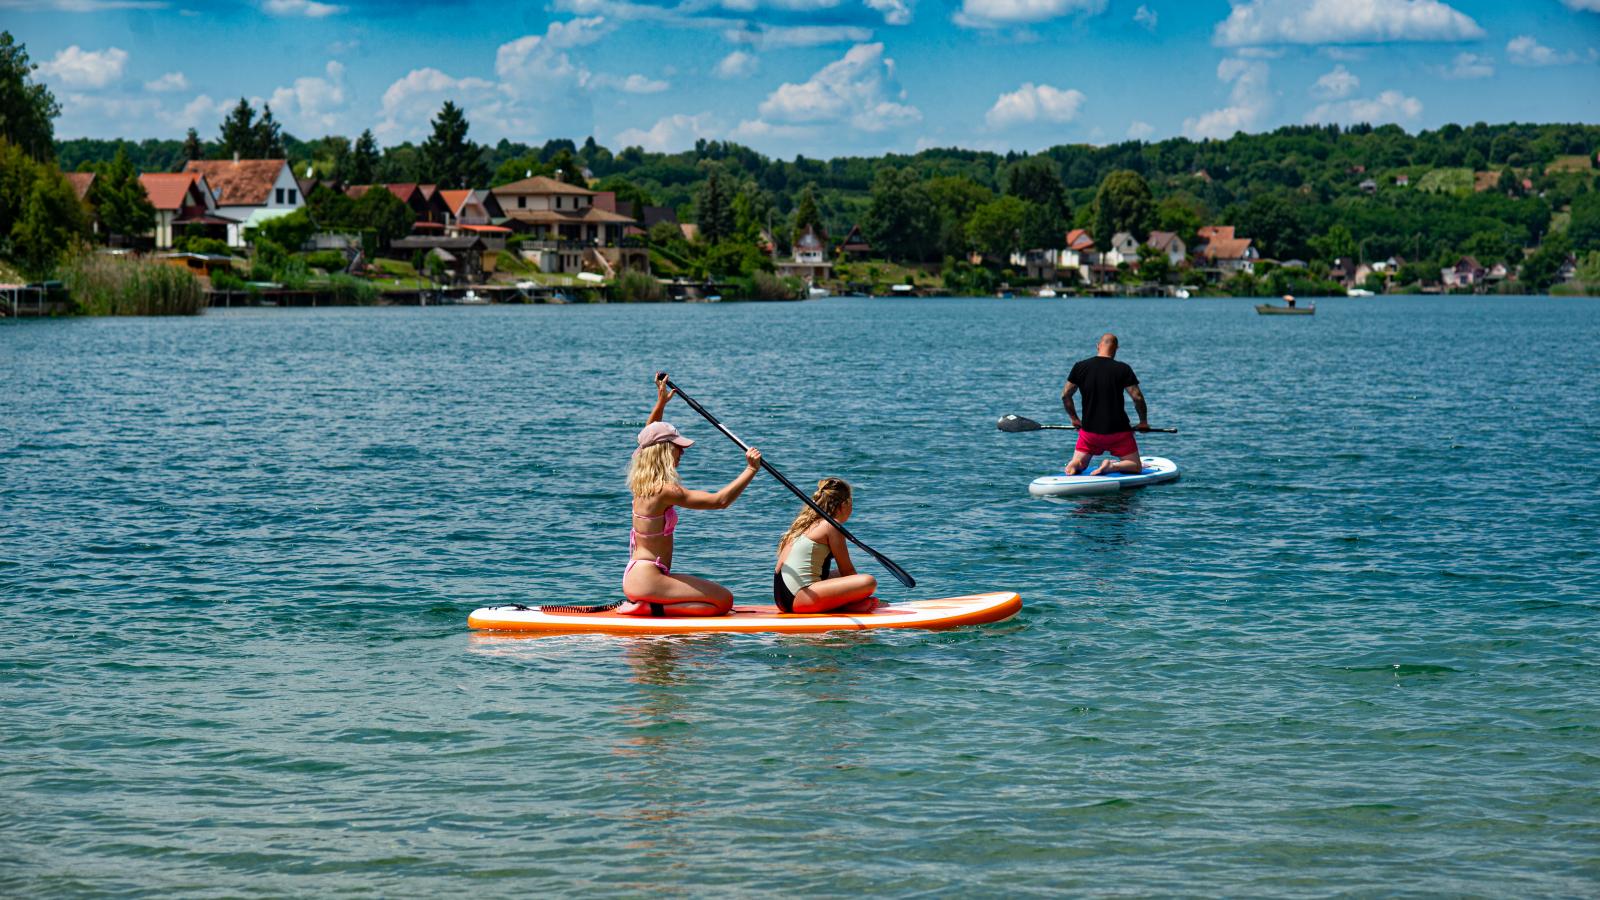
[{"left": 3, "top": 297, "right": 1598, "bottom": 896}]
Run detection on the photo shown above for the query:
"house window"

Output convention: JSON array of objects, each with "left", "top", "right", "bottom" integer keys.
[
  {"left": 518, "top": 196, "right": 526, "bottom": 209},
  {"left": 556, "top": 197, "right": 563, "bottom": 210},
  {"left": 288, "top": 189, "right": 297, "bottom": 205},
  {"left": 275, "top": 188, "right": 284, "bottom": 204}
]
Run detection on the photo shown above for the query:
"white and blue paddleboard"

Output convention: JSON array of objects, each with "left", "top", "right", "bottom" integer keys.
[{"left": 1029, "top": 456, "right": 1180, "bottom": 498}]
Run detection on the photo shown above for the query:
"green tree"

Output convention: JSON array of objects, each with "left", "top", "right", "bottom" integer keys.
[
  {"left": 1309, "top": 223, "right": 1357, "bottom": 264},
  {"left": 181, "top": 128, "right": 203, "bottom": 164},
  {"left": 0, "top": 32, "right": 59, "bottom": 161},
  {"left": 1090, "top": 170, "right": 1153, "bottom": 247},
  {"left": 1567, "top": 191, "right": 1600, "bottom": 252},
  {"left": 350, "top": 129, "right": 380, "bottom": 184},
  {"left": 418, "top": 101, "right": 486, "bottom": 188},
  {"left": 250, "top": 207, "right": 315, "bottom": 250},
  {"left": 1006, "top": 157, "right": 1070, "bottom": 247},
  {"left": 1519, "top": 233, "right": 1572, "bottom": 291},
  {"left": 926, "top": 175, "right": 992, "bottom": 257},
  {"left": 695, "top": 165, "right": 736, "bottom": 244},
  {"left": 1498, "top": 167, "right": 1520, "bottom": 196},
  {"left": 1137, "top": 244, "right": 1171, "bottom": 284},
  {"left": 966, "top": 196, "right": 1028, "bottom": 258},
  {"left": 255, "top": 103, "right": 284, "bottom": 157},
  {"left": 863, "top": 167, "right": 937, "bottom": 261},
  {"left": 1574, "top": 250, "right": 1600, "bottom": 286},
  {"left": 1462, "top": 230, "right": 1518, "bottom": 266},
  {"left": 91, "top": 148, "right": 155, "bottom": 245},
  {"left": 305, "top": 183, "right": 355, "bottom": 227},
  {"left": 11, "top": 168, "right": 87, "bottom": 279},
  {"left": 352, "top": 185, "right": 414, "bottom": 247},
  {"left": 218, "top": 98, "right": 258, "bottom": 158},
  {"left": 792, "top": 183, "right": 823, "bottom": 243},
  {"left": 1237, "top": 190, "right": 1308, "bottom": 260},
  {"left": 548, "top": 148, "right": 586, "bottom": 187},
  {"left": 0, "top": 136, "right": 42, "bottom": 236},
  {"left": 1154, "top": 194, "right": 1205, "bottom": 245}
]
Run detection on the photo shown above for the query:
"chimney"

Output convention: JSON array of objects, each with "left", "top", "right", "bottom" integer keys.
[{"left": 233, "top": 151, "right": 240, "bottom": 164}]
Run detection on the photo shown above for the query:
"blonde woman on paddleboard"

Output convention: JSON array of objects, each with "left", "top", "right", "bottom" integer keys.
[
  {"left": 622, "top": 373, "right": 761, "bottom": 617},
  {"left": 773, "top": 478, "right": 879, "bottom": 614}
]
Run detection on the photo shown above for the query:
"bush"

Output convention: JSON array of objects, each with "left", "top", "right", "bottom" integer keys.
[
  {"left": 325, "top": 273, "right": 379, "bottom": 305},
  {"left": 303, "top": 249, "right": 348, "bottom": 272},
  {"left": 612, "top": 269, "right": 665, "bottom": 302},
  {"left": 749, "top": 271, "right": 801, "bottom": 300},
  {"left": 61, "top": 253, "right": 205, "bottom": 315},
  {"left": 173, "top": 233, "right": 234, "bottom": 256},
  {"left": 211, "top": 269, "right": 248, "bottom": 292}
]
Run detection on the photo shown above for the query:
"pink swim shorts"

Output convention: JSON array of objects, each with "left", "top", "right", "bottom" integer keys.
[{"left": 1075, "top": 429, "right": 1138, "bottom": 458}]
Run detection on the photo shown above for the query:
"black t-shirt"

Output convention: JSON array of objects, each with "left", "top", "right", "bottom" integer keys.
[{"left": 1068, "top": 356, "right": 1139, "bottom": 434}]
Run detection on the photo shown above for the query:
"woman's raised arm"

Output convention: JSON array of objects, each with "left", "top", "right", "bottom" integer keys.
[{"left": 647, "top": 373, "right": 675, "bottom": 424}]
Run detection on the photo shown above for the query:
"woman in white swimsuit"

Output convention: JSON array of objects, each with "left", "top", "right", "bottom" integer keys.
[{"left": 772, "top": 478, "right": 878, "bottom": 614}]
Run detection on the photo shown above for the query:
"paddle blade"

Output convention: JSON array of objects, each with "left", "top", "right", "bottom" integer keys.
[{"left": 997, "top": 415, "right": 1043, "bottom": 433}]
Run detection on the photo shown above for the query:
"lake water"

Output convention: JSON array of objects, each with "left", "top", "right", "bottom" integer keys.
[{"left": 3, "top": 296, "right": 1598, "bottom": 896}]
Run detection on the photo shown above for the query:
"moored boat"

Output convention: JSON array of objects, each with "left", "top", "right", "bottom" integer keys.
[{"left": 1255, "top": 303, "right": 1315, "bottom": 315}]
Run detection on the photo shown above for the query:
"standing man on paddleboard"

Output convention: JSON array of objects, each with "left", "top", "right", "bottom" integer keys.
[{"left": 1061, "top": 333, "right": 1150, "bottom": 476}]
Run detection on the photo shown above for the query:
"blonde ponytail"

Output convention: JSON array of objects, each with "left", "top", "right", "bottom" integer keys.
[{"left": 778, "top": 478, "right": 852, "bottom": 555}]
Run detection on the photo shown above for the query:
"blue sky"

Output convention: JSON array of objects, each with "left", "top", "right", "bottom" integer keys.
[{"left": 8, "top": 0, "right": 1599, "bottom": 157}]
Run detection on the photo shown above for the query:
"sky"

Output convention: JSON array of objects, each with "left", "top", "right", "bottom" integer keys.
[{"left": 7, "top": 0, "right": 1599, "bottom": 158}]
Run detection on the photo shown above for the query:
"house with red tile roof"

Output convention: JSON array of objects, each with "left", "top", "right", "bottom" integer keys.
[
  {"left": 181, "top": 158, "right": 303, "bottom": 246},
  {"left": 139, "top": 171, "right": 230, "bottom": 249},
  {"left": 1194, "top": 226, "right": 1257, "bottom": 275},
  {"left": 437, "top": 188, "right": 509, "bottom": 240}
]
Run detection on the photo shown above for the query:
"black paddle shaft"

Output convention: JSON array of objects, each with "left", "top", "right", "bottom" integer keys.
[{"left": 660, "top": 375, "right": 915, "bottom": 589}]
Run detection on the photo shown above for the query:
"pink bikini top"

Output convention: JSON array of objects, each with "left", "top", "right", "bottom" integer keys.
[{"left": 629, "top": 505, "right": 677, "bottom": 550}]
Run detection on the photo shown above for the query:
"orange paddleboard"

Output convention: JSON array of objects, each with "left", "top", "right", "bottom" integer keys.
[{"left": 467, "top": 592, "right": 1021, "bottom": 635}]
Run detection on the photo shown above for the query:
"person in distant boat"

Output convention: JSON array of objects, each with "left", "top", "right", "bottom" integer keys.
[
  {"left": 622, "top": 374, "right": 761, "bottom": 617},
  {"left": 1061, "top": 333, "right": 1150, "bottom": 476},
  {"left": 773, "top": 478, "right": 878, "bottom": 614}
]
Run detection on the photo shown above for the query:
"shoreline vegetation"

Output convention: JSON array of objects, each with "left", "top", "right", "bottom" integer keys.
[{"left": 3, "top": 33, "right": 1600, "bottom": 316}]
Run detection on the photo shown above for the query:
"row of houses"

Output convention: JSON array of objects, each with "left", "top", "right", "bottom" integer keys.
[
  {"left": 75, "top": 156, "right": 651, "bottom": 278},
  {"left": 1019, "top": 225, "right": 1260, "bottom": 284}
]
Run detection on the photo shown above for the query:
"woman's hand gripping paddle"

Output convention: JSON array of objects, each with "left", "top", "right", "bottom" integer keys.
[{"left": 660, "top": 374, "right": 916, "bottom": 589}]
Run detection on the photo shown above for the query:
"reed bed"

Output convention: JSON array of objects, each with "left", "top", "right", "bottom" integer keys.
[{"left": 61, "top": 254, "right": 206, "bottom": 316}]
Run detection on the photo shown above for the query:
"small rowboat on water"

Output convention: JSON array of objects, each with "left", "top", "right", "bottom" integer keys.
[{"left": 1257, "top": 296, "right": 1315, "bottom": 315}]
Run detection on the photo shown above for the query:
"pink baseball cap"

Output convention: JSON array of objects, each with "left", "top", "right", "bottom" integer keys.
[{"left": 635, "top": 421, "right": 694, "bottom": 454}]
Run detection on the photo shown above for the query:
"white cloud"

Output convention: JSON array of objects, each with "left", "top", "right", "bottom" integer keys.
[
  {"left": 1127, "top": 120, "right": 1154, "bottom": 140},
  {"left": 592, "top": 73, "right": 670, "bottom": 93},
  {"left": 754, "top": 42, "right": 920, "bottom": 131},
  {"left": 615, "top": 112, "right": 719, "bottom": 152},
  {"left": 1561, "top": 0, "right": 1600, "bottom": 11},
  {"left": 375, "top": 67, "right": 498, "bottom": 139},
  {"left": 1312, "top": 64, "right": 1358, "bottom": 99},
  {"left": 1306, "top": 89, "right": 1422, "bottom": 126},
  {"left": 57, "top": 91, "right": 159, "bottom": 120},
  {"left": 144, "top": 71, "right": 188, "bottom": 92},
  {"left": 985, "top": 82, "right": 1085, "bottom": 128},
  {"left": 1437, "top": 51, "right": 1493, "bottom": 79},
  {"left": 865, "top": 0, "right": 912, "bottom": 25},
  {"left": 1214, "top": 0, "right": 1483, "bottom": 46},
  {"left": 268, "top": 60, "right": 347, "bottom": 130},
  {"left": 724, "top": 25, "right": 874, "bottom": 48},
  {"left": 1505, "top": 35, "right": 1589, "bottom": 66},
  {"left": 1183, "top": 57, "right": 1270, "bottom": 140},
  {"left": 714, "top": 50, "right": 759, "bottom": 78},
  {"left": 37, "top": 45, "right": 128, "bottom": 89},
  {"left": 262, "top": 0, "right": 344, "bottom": 17},
  {"left": 1134, "top": 4, "right": 1156, "bottom": 30},
  {"left": 162, "top": 92, "right": 229, "bottom": 130},
  {"left": 955, "top": 0, "right": 1105, "bottom": 28}
]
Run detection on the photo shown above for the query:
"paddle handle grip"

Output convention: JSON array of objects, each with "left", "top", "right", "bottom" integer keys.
[{"left": 661, "top": 375, "right": 916, "bottom": 589}]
